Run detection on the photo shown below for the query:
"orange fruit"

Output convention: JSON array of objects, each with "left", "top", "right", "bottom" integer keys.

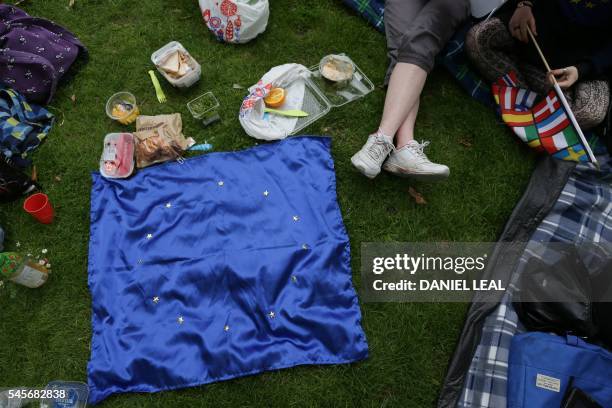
[{"left": 264, "top": 87, "right": 286, "bottom": 108}]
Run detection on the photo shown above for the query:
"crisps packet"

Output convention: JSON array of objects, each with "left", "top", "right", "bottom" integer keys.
[{"left": 134, "top": 114, "right": 195, "bottom": 168}]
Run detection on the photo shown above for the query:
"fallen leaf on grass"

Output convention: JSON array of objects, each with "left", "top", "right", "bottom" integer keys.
[
  {"left": 54, "top": 175, "right": 62, "bottom": 182},
  {"left": 31, "top": 165, "right": 38, "bottom": 182},
  {"left": 70, "top": 94, "right": 76, "bottom": 103},
  {"left": 458, "top": 138, "right": 473, "bottom": 148},
  {"left": 232, "top": 84, "right": 244, "bottom": 89},
  {"left": 408, "top": 187, "right": 427, "bottom": 205},
  {"left": 69, "top": 0, "right": 75, "bottom": 8}
]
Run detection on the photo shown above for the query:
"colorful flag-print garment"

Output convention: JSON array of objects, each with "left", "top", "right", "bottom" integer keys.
[{"left": 492, "top": 72, "right": 593, "bottom": 163}]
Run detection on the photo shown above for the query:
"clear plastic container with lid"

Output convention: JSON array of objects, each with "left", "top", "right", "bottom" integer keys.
[
  {"left": 151, "top": 41, "right": 201, "bottom": 88},
  {"left": 187, "top": 92, "right": 221, "bottom": 126},
  {"left": 284, "top": 54, "right": 375, "bottom": 136}
]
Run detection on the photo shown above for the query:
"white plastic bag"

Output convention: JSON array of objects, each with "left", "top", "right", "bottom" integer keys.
[
  {"left": 239, "top": 63, "right": 310, "bottom": 141},
  {"left": 199, "top": 0, "right": 269, "bottom": 44}
]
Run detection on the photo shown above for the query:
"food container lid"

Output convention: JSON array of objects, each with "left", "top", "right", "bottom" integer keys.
[{"left": 288, "top": 76, "right": 332, "bottom": 136}]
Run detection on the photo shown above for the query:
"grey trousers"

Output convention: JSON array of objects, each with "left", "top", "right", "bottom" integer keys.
[{"left": 384, "top": 0, "right": 470, "bottom": 83}]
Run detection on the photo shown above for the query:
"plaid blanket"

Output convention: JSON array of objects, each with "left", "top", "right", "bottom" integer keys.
[
  {"left": 341, "top": 0, "right": 494, "bottom": 107},
  {"left": 344, "top": 0, "right": 385, "bottom": 32},
  {"left": 458, "top": 157, "right": 612, "bottom": 408}
]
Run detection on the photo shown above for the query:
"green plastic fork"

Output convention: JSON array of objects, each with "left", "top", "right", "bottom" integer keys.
[{"left": 148, "top": 70, "right": 167, "bottom": 104}]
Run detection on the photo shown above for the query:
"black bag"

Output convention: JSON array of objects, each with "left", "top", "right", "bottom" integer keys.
[
  {"left": 0, "top": 157, "right": 36, "bottom": 202},
  {"left": 513, "top": 245, "right": 612, "bottom": 350}
]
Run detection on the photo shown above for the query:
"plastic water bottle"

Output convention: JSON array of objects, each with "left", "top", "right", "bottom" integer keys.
[{"left": 0, "top": 252, "right": 48, "bottom": 288}]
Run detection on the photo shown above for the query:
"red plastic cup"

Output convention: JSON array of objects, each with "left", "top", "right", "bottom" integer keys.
[{"left": 23, "top": 193, "right": 54, "bottom": 224}]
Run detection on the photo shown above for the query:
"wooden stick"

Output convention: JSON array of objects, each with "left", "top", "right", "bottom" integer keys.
[
  {"left": 527, "top": 27, "right": 552, "bottom": 73},
  {"left": 526, "top": 27, "right": 598, "bottom": 166}
]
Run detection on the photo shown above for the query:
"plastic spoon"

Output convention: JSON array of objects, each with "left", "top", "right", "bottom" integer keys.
[{"left": 264, "top": 108, "right": 309, "bottom": 117}]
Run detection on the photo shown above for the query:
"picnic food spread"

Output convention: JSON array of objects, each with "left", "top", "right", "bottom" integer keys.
[{"left": 2, "top": 2, "right": 612, "bottom": 408}]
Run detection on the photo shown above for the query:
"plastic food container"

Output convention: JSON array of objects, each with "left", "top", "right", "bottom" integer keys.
[
  {"left": 42, "top": 381, "right": 89, "bottom": 408},
  {"left": 187, "top": 92, "right": 220, "bottom": 126},
  {"left": 151, "top": 41, "right": 201, "bottom": 88},
  {"left": 99, "top": 133, "right": 135, "bottom": 179},
  {"left": 105, "top": 92, "right": 139, "bottom": 125},
  {"left": 282, "top": 55, "right": 374, "bottom": 136}
]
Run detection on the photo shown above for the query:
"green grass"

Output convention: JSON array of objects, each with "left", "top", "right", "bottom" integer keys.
[{"left": 0, "top": 1, "right": 535, "bottom": 406}]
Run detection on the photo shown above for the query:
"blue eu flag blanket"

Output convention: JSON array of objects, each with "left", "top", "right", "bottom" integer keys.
[{"left": 86, "top": 136, "right": 368, "bottom": 404}]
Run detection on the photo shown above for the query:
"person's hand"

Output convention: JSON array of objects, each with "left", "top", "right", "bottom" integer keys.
[
  {"left": 509, "top": 5, "right": 537, "bottom": 43},
  {"left": 547, "top": 66, "right": 579, "bottom": 89}
]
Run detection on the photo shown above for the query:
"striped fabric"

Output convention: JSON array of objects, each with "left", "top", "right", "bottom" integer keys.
[{"left": 458, "top": 157, "right": 612, "bottom": 408}]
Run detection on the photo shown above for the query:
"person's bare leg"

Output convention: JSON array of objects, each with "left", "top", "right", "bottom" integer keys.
[
  {"left": 377, "top": 65, "right": 449, "bottom": 181},
  {"left": 395, "top": 98, "right": 419, "bottom": 148},
  {"left": 379, "top": 63, "right": 427, "bottom": 139},
  {"left": 351, "top": 0, "right": 468, "bottom": 181},
  {"left": 351, "top": 62, "right": 449, "bottom": 180}
]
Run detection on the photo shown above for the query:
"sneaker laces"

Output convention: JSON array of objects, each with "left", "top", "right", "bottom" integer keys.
[
  {"left": 406, "top": 140, "right": 431, "bottom": 160},
  {"left": 366, "top": 135, "right": 394, "bottom": 162}
]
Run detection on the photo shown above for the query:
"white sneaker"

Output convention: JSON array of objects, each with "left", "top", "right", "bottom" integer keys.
[
  {"left": 351, "top": 132, "right": 394, "bottom": 179},
  {"left": 382, "top": 140, "right": 450, "bottom": 181}
]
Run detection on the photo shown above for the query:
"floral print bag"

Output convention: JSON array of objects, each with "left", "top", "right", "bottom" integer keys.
[{"left": 198, "top": 0, "right": 269, "bottom": 44}]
